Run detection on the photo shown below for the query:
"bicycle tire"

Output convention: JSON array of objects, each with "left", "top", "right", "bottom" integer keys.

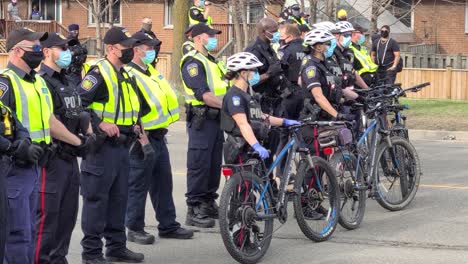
[
  {"left": 293, "top": 156, "right": 340, "bottom": 242},
  {"left": 219, "top": 172, "right": 274, "bottom": 264},
  {"left": 329, "top": 150, "right": 366, "bottom": 230},
  {"left": 374, "top": 137, "right": 421, "bottom": 211},
  {"left": 391, "top": 124, "right": 409, "bottom": 140}
]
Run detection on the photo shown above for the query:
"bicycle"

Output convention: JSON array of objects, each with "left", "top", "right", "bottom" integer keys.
[
  {"left": 218, "top": 120, "right": 343, "bottom": 264},
  {"left": 330, "top": 98, "right": 422, "bottom": 230}
]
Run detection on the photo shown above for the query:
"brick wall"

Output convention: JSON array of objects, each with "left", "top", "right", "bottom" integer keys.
[{"left": 413, "top": 0, "right": 468, "bottom": 54}]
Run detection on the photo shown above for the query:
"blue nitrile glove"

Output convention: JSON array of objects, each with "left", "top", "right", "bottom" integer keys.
[
  {"left": 252, "top": 142, "right": 269, "bottom": 160},
  {"left": 283, "top": 119, "right": 301, "bottom": 126}
]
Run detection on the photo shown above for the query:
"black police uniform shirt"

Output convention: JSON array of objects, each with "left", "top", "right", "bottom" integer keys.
[
  {"left": 39, "top": 64, "right": 82, "bottom": 134},
  {"left": 245, "top": 37, "right": 281, "bottom": 94},
  {"left": 78, "top": 59, "right": 139, "bottom": 132},
  {"left": 278, "top": 38, "right": 305, "bottom": 85},
  {"left": 0, "top": 63, "right": 43, "bottom": 141},
  {"left": 300, "top": 56, "right": 331, "bottom": 103},
  {"left": 332, "top": 47, "right": 355, "bottom": 87},
  {"left": 182, "top": 42, "right": 194, "bottom": 56},
  {"left": 189, "top": 6, "right": 208, "bottom": 24},
  {"left": 372, "top": 38, "right": 400, "bottom": 67},
  {"left": 180, "top": 52, "right": 213, "bottom": 102}
]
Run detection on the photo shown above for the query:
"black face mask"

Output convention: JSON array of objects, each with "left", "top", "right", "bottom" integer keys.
[
  {"left": 22, "top": 50, "right": 44, "bottom": 69},
  {"left": 381, "top": 30, "right": 389, "bottom": 38},
  {"left": 69, "top": 32, "right": 79, "bottom": 40},
  {"left": 119, "top": 48, "right": 134, "bottom": 64}
]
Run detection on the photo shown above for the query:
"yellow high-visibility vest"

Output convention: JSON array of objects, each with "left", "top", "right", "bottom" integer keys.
[
  {"left": 350, "top": 44, "right": 378, "bottom": 75},
  {"left": 0, "top": 69, "right": 53, "bottom": 143},
  {"left": 180, "top": 50, "right": 227, "bottom": 106},
  {"left": 86, "top": 59, "right": 140, "bottom": 125},
  {"left": 189, "top": 6, "right": 212, "bottom": 26},
  {"left": 125, "top": 63, "right": 180, "bottom": 130}
]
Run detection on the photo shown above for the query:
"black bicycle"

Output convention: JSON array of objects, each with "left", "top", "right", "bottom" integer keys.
[{"left": 219, "top": 120, "right": 343, "bottom": 264}]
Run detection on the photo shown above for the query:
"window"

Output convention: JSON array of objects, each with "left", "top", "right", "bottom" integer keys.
[
  {"left": 164, "top": 0, "right": 173, "bottom": 27},
  {"left": 88, "top": 0, "right": 121, "bottom": 25},
  {"left": 387, "top": 0, "right": 412, "bottom": 28},
  {"left": 235, "top": 2, "right": 264, "bottom": 24}
]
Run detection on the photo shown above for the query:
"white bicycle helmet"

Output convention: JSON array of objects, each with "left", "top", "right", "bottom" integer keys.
[
  {"left": 227, "top": 52, "right": 263, "bottom": 72},
  {"left": 335, "top": 21, "right": 355, "bottom": 33},
  {"left": 313, "top": 21, "right": 336, "bottom": 32},
  {"left": 304, "top": 28, "right": 335, "bottom": 46}
]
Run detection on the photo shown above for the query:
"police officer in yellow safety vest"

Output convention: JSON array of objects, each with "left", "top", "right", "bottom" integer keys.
[
  {"left": 180, "top": 23, "right": 226, "bottom": 229},
  {"left": 0, "top": 28, "right": 85, "bottom": 264},
  {"left": 124, "top": 32, "right": 194, "bottom": 245},
  {"left": 350, "top": 25, "right": 378, "bottom": 87},
  {"left": 78, "top": 26, "right": 144, "bottom": 263},
  {"left": 189, "top": 0, "right": 213, "bottom": 26},
  {"left": 287, "top": 4, "right": 311, "bottom": 30}
]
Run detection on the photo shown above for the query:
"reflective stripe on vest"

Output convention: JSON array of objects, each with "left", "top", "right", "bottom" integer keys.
[
  {"left": 180, "top": 50, "right": 228, "bottom": 106},
  {"left": 350, "top": 44, "right": 378, "bottom": 75},
  {"left": 125, "top": 63, "right": 180, "bottom": 130},
  {"left": 86, "top": 59, "right": 140, "bottom": 125},
  {"left": 189, "top": 7, "right": 212, "bottom": 26},
  {"left": 0, "top": 69, "right": 52, "bottom": 143}
]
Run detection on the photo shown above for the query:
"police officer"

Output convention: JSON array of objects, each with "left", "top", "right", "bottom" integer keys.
[
  {"left": 221, "top": 52, "right": 299, "bottom": 163},
  {"left": 0, "top": 101, "right": 30, "bottom": 262},
  {"left": 138, "top": 17, "right": 162, "bottom": 66},
  {"left": 287, "top": 4, "right": 311, "bottom": 30},
  {"left": 124, "top": 32, "right": 194, "bottom": 243},
  {"left": 180, "top": 23, "right": 226, "bottom": 228},
  {"left": 350, "top": 25, "right": 378, "bottom": 87},
  {"left": 67, "top": 24, "right": 88, "bottom": 86},
  {"left": 34, "top": 32, "right": 95, "bottom": 264},
  {"left": 0, "top": 28, "right": 84, "bottom": 264},
  {"left": 245, "top": 17, "right": 284, "bottom": 173},
  {"left": 189, "top": 0, "right": 212, "bottom": 26},
  {"left": 182, "top": 25, "right": 196, "bottom": 56},
  {"left": 79, "top": 27, "right": 143, "bottom": 263}
]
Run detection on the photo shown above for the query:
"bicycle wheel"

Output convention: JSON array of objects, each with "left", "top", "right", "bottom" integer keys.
[
  {"left": 219, "top": 171, "right": 274, "bottom": 264},
  {"left": 293, "top": 156, "right": 340, "bottom": 242},
  {"left": 391, "top": 124, "right": 409, "bottom": 140},
  {"left": 329, "top": 150, "right": 366, "bottom": 230},
  {"left": 374, "top": 137, "right": 421, "bottom": 211}
]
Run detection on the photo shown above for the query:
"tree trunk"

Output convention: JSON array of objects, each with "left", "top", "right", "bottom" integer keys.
[
  {"left": 231, "top": 0, "right": 242, "bottom": 53},
  {"left": 309, "top": 0, "right": 317, "bottom": 24},
  {"left": 239, "top": 0, "right": 249, "bottom": 49},
  {"left": 108, "top": 0, "right": 113, "bottom": 26},
  {"left": 170, "top": 0, "right": 190, "bottom": 90},
  {"left": 93, "top": 0, "right": 103, "bottom": 57}
]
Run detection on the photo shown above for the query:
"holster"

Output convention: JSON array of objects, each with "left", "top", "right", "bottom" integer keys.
[
  {"left": 185, "top": 103, "right": 194, "bottom": 122},
  {"left": 191, "top": 106, "right": 207, "bottom": 130}
]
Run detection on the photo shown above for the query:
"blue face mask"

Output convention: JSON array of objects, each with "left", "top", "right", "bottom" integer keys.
[
  {"left": 340, "top": 35, "right": 352, "bottom": 48},
  {"left": 142, "top": 49, "right": 156, "bottom": 64},
  {"left": 324, "top": 39, "right": 336, "bottom": 58},
  {"left": 198, "top": 0, "right": 205, "bottom": 7},
  {"left": 55, "top": 49, "right": 71, "bottom": 69},
  {"left": 204, "top": 37, "right": 218, "bottom": 51},
  {"left": 248, "top": 71, "right": 260, "bottom": 86},
  {"left": 357, "top": 35, "right": 365, "bottom": 45},
  {"left": 268, "top": 31, "right": 280, "bottom": 44}
]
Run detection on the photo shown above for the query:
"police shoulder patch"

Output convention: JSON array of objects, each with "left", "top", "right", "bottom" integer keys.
[
  {"left": 193, "top": 9, "right": 200, "bottom": 15},
  {"left": 187, "top": 63, "right": 198, "bottom": 77},
  {"left": 305, "top": 66, "right": 316, "bottom": 79},
  {"left": 232, "top": 96, "right": 241, "bottom": 107},
  {"left": 81, "top": 75, "right": 98, "bottom": 91},
  {"left": 0, "top": 81, "right": 8, "bottom": 99}
]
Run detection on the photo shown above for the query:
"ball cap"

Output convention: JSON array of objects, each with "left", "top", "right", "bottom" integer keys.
[
  {"left": 132, "top": 32, "right": 161, "bottom": 47},
  {"left": 7, "top": 28, "right": 48, "bottom": 51},
  {"left": 41, "top": 32, "right": 69, "bottom": 48},
  {"left": 104, "top": 26, "right": 140, "bottom": 47},
  {"left": 337, "top": 9, "right": 348, "bottom": 19},
  {"left": 191, "top": 23, "right": 221, "bottom": 38}
]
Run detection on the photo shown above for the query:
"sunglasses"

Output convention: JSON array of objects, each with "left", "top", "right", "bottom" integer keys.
[
  {"left": 381, "top": 30, "right": 389, "bottom": 33},
  {"left": 342, "top": 33, "right": 351, "bottom": 38},
  {"left": 17, "top": 44, "right": 42, "bottom": 52}
]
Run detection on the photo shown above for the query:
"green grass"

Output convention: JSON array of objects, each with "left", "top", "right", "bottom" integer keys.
[{"left": 399, "top": 99, "right": 468, "bottom": 131}]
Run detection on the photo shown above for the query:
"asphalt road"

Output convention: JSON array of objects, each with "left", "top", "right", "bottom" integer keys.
[{"left": 67, "top": 122, "right": 468, "bottom": 264}]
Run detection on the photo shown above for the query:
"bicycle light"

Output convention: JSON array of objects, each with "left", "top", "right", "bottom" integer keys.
[
  {"left": 323, "top": 147, "right": 334, "bottom": 156},
  {"left": 222, "top": 167, "right": 233, "bottom": 177}
]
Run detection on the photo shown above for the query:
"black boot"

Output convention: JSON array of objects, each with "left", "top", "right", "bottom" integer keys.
[
  {"left": 105, "top": 248, "right": 144, "bottom": 263},
  {"left": 207, "top": 200, "right": 219, "bottom": 219},
  {"left": 185, "top": 205, "right": 215, "bottom": 228},
  {"left": 127, "top": 229, "right": 156, "bottom": 245}
]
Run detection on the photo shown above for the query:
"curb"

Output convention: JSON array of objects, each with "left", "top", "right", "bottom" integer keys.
[{"left": 409, "top": 129, "right": 468, "bottom": 141}]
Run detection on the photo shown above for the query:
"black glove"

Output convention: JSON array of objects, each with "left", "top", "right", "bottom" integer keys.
[
  {"left": 266, "top": 62, "right": 283, "bottom": 77},
  {"left": 141, "top": 143, "right": 155, "bottom": 161},
  {"left": 78, "top": 133, "right": 97, "bottom": 157},
  {"left": 11, "top": 139, "right": 31, "bottom": 160},
  {"left": 27, "top": 143, "right": 44, "bottom": 163},
  {"left": 336, "top": 113, "right": 355, "bottom": 121}
]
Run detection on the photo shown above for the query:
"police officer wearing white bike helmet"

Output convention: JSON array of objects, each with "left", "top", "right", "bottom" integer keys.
[{"left": 220, "top": 52, "right": 299, "bottom": 163}]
